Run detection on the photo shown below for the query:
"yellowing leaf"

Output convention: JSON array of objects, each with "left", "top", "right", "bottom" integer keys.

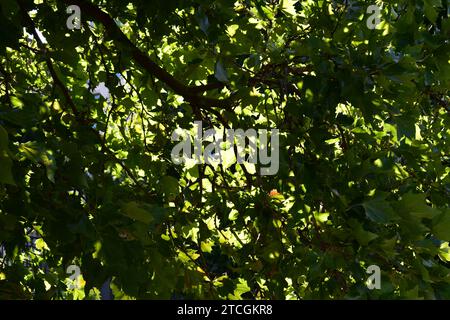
[
  {"left": 178, "top": 250, "right": 200, "bottom": 264},
  {"left": 35, "top": 238, "right": 49, "bottom": 251},
  {"left": 228, "top": 278, "right": 251, "bottom": 300},
  {"left": 281, "top": 0, "right": 298, "bottom": 16},
  {"left": 439, "top": 243, "right": 450, "bottom": 262},
  {"left": 200, "top": 240, "right": 213, "bottom": 253}
]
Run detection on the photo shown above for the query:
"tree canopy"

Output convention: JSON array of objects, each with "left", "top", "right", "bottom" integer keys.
[{"left": 0, "top": 0, "right": 449, "bottom": 299}]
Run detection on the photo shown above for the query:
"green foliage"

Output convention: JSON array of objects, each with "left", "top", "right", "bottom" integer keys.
[{"left": 0, "top": 0, "right": 449, "bottom": 300}]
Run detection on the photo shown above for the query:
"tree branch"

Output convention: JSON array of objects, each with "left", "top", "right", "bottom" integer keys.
[
  {"left": 62, "top": 0, "right": 232, "bottom": 110},
  {"left": 18, "top": 1, "right": 149, "bottom": 192}
]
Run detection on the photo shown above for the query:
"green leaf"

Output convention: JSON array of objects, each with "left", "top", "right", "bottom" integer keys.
[
  {"left": 228, "top": 278, "right": 251, "bottom": 299},
  {"left": 200, "top": 240, "right": 213, "bottom": 253},
  {"left": 18, "top": 142, "right": 56, "bottom": 183},
  {"left": 438, "top": 242, "right": 450, "bottom": 262},
  {"left": 0, "top": 125, "right": 8, "bottom": 149},
  {"left": 362, "top": 198, "right": 396, "bottom": 223},
  {"left": 0, "top": 156, "right": 15, "bottom": 186},
  {"left": 281, "top": 0, "right": 298, "bottom": 16},
  {"left": 398, "top": 193, "right": 440, "bottom": 220},
  {"left": 0, "top": 125, "right": 15, "bottom": 185},
  {"left": 433, "top": 210, "right": 450, "bottom": 241},
  {"left": 121, "top": 201, "right": 154, "bottom": 224},
  {"left": 348, "top": 219, "right": 378, "bottom": 246},
  {"left": 160, "top": 175, "right": 180, "bottom": 196},
  {"left": 424, "top": 0, "right": 441, "bottom": 23},
  {"left": 178, "top": 249, "right": 200, "bottom": 264}
]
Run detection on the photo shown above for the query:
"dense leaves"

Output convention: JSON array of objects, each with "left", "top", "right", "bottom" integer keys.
[{"left": 0, "top": 0, "right": 449, "bottom": 299}]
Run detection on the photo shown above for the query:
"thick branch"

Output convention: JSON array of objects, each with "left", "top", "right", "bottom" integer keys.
[{"left": 62, "top": 0, "right": 232, "bottom": 109}]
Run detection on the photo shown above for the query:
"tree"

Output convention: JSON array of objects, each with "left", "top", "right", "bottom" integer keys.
[{"left": 0, "top": 0, "right": 449, "bottom": 299}]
